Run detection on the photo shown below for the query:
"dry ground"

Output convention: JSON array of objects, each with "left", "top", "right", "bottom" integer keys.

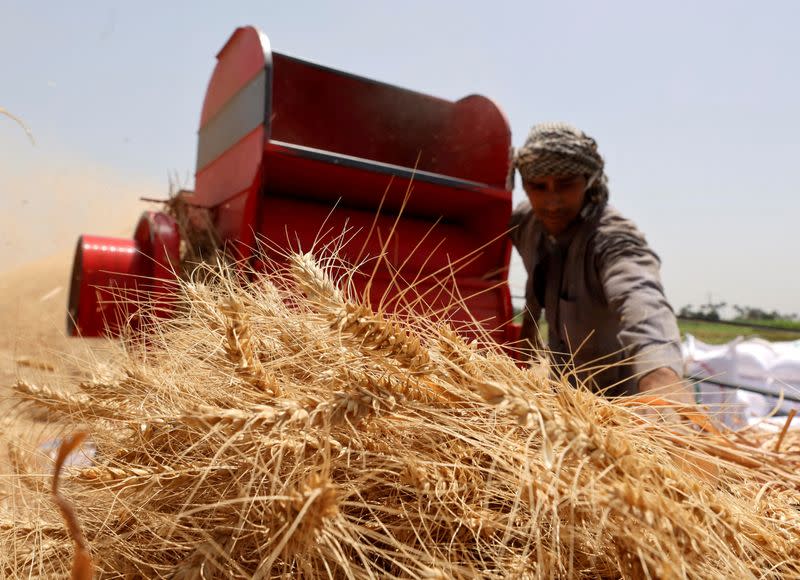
[
  {"left": 0, "top": 251, "right": 95, "bottom": 395},
  {"left": 0, "top": 251, "right": 111, "bottom": 478}
]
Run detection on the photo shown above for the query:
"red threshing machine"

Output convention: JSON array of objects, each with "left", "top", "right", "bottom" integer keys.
[{"left": 67, "top": 26, "right": 516, "bottom": 343}]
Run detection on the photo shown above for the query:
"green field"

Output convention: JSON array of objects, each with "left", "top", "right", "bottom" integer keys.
[
  {"left": 677, "top": 319, "right": 800, "bottom": 344},
  {"left": 515, "top": 316, "right": 800, "bottom": 345},
  {"left": 733, "top": 318, "right": 800, "bottom": 331}
]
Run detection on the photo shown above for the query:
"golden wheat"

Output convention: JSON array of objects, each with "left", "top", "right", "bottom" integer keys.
[{"left": 0, "top": 251, "right": 799, "bottom": 578}]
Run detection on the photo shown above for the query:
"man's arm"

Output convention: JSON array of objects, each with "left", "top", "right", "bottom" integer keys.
[
  {"left": 596, "top": 232, "right": 694, "bottom": 404},
  {"left": 638, "top": 366, "right": 694, "bottom": 405}
]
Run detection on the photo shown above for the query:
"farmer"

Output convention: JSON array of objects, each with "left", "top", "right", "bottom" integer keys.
[{"left": 510, "top": 122, "right": 693, "bottom": 403}]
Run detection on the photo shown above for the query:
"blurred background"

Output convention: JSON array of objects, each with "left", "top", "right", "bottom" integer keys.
[{"left": 1, "top": 0, "right": 798, "bottom": 318}]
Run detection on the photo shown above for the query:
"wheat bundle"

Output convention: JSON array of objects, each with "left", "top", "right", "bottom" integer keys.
[{"left": 1, "top": 252, "right": 799, "bottom": 579}]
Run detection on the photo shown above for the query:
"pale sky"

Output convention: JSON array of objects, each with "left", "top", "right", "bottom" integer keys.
[{"left": 1, "top": 0, "right": 798, "bottom": 314}]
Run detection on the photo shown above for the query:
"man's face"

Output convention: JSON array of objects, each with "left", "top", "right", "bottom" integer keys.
[{"left": 522, "top": 175, "right": 587, "bottom": 236}]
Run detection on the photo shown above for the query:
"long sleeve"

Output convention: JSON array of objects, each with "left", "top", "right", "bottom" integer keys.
[
  {"left": 595, "top": 231, "right": 684, "bottom": 381},
  {"left": 508, "top": 201, "right": 544, "bottom": 354},
  {"left": 508, "top": 200, "right": 535, "bottom": 273}
]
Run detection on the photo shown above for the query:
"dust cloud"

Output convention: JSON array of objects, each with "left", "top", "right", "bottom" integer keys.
[
  {"left": 0, "top": 133, "right": 169, "bottom": 396},
  {"left": 0, "top": 134, "right": 164, "bottom": 274}
]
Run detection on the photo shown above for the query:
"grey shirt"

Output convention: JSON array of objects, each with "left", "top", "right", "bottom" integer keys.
[{"left": 510, "top": 200, "right": 683, "bottom": 397}]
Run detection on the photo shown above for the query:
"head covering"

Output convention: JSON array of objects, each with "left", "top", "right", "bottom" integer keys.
[{"left": 514, "top": 122, "right": 609, "bottom": 218}]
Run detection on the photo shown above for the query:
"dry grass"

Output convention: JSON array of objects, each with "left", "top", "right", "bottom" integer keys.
[
  {"left": 1, "top": 251, "right": 799, "bottom": 578},
  {"left": 1, "top": 107, "right": 35, "bottom": 145}
]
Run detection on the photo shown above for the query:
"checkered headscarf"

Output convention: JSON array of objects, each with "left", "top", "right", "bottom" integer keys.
[{"left": 514, "top": 122, "right": 609, "bottom": 215}]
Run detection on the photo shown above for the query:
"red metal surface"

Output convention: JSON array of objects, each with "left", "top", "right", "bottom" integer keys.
[
  {"left": 270, "top": 55, "right": 510, "bottom": 187},
  {"left": 133, "top": 211, "right": 181, "bottom": 292},
  {"left": 200, "top": 27, "right": 270, "bottom": 127},
  {"left": 195, "top": 128, "right": 265, "bottom": 210},
  {"left": 195, "top": 26, "right": 270, "bottom": 263},
  {"left": 67, "top": 212, "right": 180, "bottom": 337},
  {"left": 434, "top": 94, "right": 513, "bottom": 190},
  {"left": 362, "top": 275, "right": 515, "bottom": 343},
  {"left": 262, "top": 141, "right": 510, "bottom": 215},
  {"left": 255, "top": 196, "right": 500, "bottom": 278},
  {"left": 70, "top": 25, "right": 516, "bottom": 344},
  {"left": 254, "top": 140, "right": 513, "bottom": 339},
  {"left": 67, "top": 235, "right": 142, "bottom": 337}
]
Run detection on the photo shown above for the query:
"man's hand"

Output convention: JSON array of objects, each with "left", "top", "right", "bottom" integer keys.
[{"left": 637, "top": 366, "right": 695, "bottom": 406}]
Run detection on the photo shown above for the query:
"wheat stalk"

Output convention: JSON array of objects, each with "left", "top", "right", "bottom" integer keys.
[{"left": 1, "top": 250, "right": 799, "bottom": 578}]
